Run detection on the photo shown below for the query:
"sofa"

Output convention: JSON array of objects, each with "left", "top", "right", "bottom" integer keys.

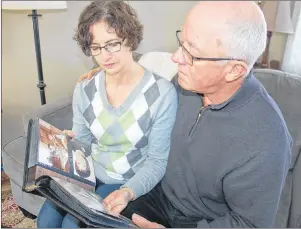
[{"left": 2, "top": 52, "right": 301, "bottom": 227}]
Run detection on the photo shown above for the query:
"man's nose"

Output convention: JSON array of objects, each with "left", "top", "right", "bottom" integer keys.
[{"left": 171, "top": 47, "right": 185, "bottom": 65}]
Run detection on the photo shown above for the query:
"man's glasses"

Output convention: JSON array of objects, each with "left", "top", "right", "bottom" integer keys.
[
  {"left": 89, "top": 38, "right": 125, "bottom": 56},
  {"left": 176, "top": 30, "right": 243, "bottom": 66}
]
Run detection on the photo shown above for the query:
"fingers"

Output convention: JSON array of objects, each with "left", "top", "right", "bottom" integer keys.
[
  {"left": 103, "top": 191, "right": 117, "bottom": 206},
  {"left": 88, "top": 67, "right": 102, "bottom": 79},
  {"left": 77, "top": 74, "right": 87, "bottom": 83},
  {"left": 104, "top": 190, "right": 130, "bottom": 214},
  {"left": 132, "top": 214, "right": 165, "bottom": 228},
  {"left": 63, "top": 130, "right": 75, "bottom": 138},
  {"left": 76, "top": 67, "right": 102, "bottom": 83},
  {"left": 110, "top": 204, "right": 126, "bottom": 215},
  {"left": 106, "top": 195, "right": 127, "bottom": 210}
]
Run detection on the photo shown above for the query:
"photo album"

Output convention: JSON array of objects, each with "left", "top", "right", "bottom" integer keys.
[{"left": 23, "top": 118, "right": 137, "bottom": 228}]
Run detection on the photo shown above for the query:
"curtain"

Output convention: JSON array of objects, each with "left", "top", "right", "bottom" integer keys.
[{"left": 281, "top": 2, "right": 301, "bottom": 76}]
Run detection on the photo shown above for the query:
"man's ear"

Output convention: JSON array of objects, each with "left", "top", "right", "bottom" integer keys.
[{"left": 225, "top": 61, "right": 248, "bottom": 82}]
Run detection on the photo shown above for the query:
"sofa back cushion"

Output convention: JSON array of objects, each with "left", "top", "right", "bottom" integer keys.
[
  {"left": 138, "top": 52, "right": 178, "bottom": 81},
  {"left": 253, "top": 69, "right": 301, "bottom": 170},
  {"left": 22, "top": 97, "right": 73, "bottom": 135}
]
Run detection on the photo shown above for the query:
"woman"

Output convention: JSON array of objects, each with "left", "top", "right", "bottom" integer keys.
[{"left": 37, "top": 1, "right": 177, "bottom": 228}]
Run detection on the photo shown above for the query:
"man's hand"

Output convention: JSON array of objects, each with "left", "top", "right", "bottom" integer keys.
[
  {"left": 103, "top": 188, "right": 134, "bottom": 214},
  {"left": 132, "top": 214, "right": 165, "bottom": 228},
  {"left": 77, "top": 66, "right": 102, "bottom": 83}
]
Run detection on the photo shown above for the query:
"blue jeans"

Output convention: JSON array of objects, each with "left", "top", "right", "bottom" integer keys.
[{"left": 37, "top": 183, "right": 121, "bottom": 228}]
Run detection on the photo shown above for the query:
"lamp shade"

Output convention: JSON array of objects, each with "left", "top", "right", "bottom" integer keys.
[{"left": 2, "top": 1, "right": 67, "bottom": 10}]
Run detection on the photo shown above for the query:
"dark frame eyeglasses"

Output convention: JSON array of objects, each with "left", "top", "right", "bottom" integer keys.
[
  {"left": 89, "top": 38, "right": 125, "bottom": 56},
  {"left": 176, "top": 30, "right": 243, "bottom": 65}
]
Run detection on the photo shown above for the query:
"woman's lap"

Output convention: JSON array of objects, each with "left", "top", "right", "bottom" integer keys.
[{"left": 37, "top": 183, "right": 121, "bottom": 228}]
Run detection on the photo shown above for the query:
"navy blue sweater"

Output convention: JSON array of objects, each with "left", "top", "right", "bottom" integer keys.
[{"left": 161, "top": 73, "right": 292, "bottom": 227}]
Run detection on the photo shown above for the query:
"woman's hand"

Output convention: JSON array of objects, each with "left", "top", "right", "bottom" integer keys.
[
  {"left": 62, "top": 130, "right": 75, "bottom": 138},
  {"left": 77, "top": 67, "right": 102, "bottom": 83},
  {"left": 103, "top": 188, "right": 134, "bottom": 214}
]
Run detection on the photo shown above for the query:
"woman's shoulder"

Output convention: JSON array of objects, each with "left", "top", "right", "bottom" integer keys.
[
  {"left": 77, "top": 70, "right": 104, "bottom": 88},
  {"left": 74, "top": 71, "right": 104, "bottom": 94},
  {"left": 72, "top": 71, "right": 104, "bottom": 108}
]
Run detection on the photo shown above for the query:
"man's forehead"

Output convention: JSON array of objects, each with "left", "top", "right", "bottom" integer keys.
[
  {"left": 182, "top": 21, "right": 224, "bottom": 55},
  {"left": 182, "top": 23, "right": 204, "bottom": 46}
]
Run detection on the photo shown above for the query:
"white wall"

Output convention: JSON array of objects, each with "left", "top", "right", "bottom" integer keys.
[
  {"left": 128, "top": 1, "right": 197, "bottom": 53},
  {"left": 2, "top": 1, "right": 196, "bottom": 116},
  {"left": 2, "top": 1, "right": 93, "bottom": 115}
]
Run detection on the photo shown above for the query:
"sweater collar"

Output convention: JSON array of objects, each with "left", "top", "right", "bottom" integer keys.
[{"left": 203, "top": 70, "right": 260, "bottom": 112}]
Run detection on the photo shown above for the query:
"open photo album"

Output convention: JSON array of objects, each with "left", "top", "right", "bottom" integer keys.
[{"left": 23, "top": 118, "right": 137, "bottom": 228}]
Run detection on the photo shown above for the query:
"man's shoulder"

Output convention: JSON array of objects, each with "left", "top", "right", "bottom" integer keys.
[
  {"left": 239, "top": 83, "right": 292, "bottom": 153},
  {"left": 252, "top": 83, "right": 288, "bottom": 131}
]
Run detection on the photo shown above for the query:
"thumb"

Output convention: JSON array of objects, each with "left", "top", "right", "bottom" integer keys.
[
  {"left": 63, "top": 130, "right": 75, "bottom": 138},
  {"left": 132, "top": 214, "right": 164, "bottom": 228}
]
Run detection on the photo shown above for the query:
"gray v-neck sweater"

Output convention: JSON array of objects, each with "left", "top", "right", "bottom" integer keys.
[
  {"left": 72, "top": 69, "right": 178, "bottom": 199},
  {"left": 162, "top": 73, "right": 292, "bottom": 227}
]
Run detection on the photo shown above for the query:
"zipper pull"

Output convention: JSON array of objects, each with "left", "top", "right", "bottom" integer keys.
[
  {"left": 196, "top": 106, "right": 204, "bottom": 122},
  {"left": 189, "top": 106, "right": 205, "bottom": 137}
]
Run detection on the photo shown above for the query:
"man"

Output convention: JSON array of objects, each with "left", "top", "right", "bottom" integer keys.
[{"left": 80, "top": 1, "right": 292, "bottom": 228}]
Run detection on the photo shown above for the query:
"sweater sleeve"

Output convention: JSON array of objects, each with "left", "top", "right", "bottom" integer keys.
[
  {"left": 121, "top": 85, "right": 178, "bottom": 199},
  {"left": 72, "top": 84, "right": 93, "bottom": 146},
  {"left": 197, "top": 141, "right": 291, "bottom": 228}
]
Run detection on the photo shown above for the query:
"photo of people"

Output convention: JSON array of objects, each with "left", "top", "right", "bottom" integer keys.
[
  {"left": 38, "top": 120, "right": 70, "bottom": 173},
  {"left": 70, "top": 140, "right": 95, "bottom": 183}
]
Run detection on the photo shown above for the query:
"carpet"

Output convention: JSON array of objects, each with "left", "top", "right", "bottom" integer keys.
[{"left": 1, "top": 172, "right": 36, "bottom": 228}]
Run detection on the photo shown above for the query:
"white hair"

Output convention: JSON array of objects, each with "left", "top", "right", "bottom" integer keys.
[{"left": 221, "top": 4, "right": 267, "bottom": 75}]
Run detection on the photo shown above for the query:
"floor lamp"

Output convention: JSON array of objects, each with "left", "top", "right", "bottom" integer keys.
[{"left": 2, "top": 1, "right": 67, "bottom": 105}]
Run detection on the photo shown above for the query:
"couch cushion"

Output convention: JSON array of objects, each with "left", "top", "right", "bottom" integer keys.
[
  {"left": 22, "top": 97, "right": 73, "bottom": 135},
  {"left": 2, "top": 136, "right": 45, "bottom": 216},
  {"left": 289, "top": 149, "right": 301, "bottom": 228},
  {"left": 11, "top": 180, "right": 45, "bottom": 216},
  {"left": 2, "top": 137, "right": 28, "bottom": 186},
  {"left": 42, "top": 104, "right": 73, "bottom": 131},
  {"left": 253, "top": 69, "right": 301, "bottom": 169},
  {"left": 138, "top": 52, "right": 178, "bottom": 81}
]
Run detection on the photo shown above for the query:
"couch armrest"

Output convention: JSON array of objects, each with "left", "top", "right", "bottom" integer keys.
[
  {"left": 289, "top": 146, "right": 301, "bottom": 227},
  {"left": 22, "top": 96, "right": 72, "bottom": 135}
]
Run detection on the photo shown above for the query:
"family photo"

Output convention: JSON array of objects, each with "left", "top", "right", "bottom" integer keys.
[{"left": 38, "top": 120, "right": 70, "bottom": 173}]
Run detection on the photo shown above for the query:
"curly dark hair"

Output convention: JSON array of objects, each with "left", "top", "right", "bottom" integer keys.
[{"left": 73, "top": 0, "right": 143, "bottom": 56}]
